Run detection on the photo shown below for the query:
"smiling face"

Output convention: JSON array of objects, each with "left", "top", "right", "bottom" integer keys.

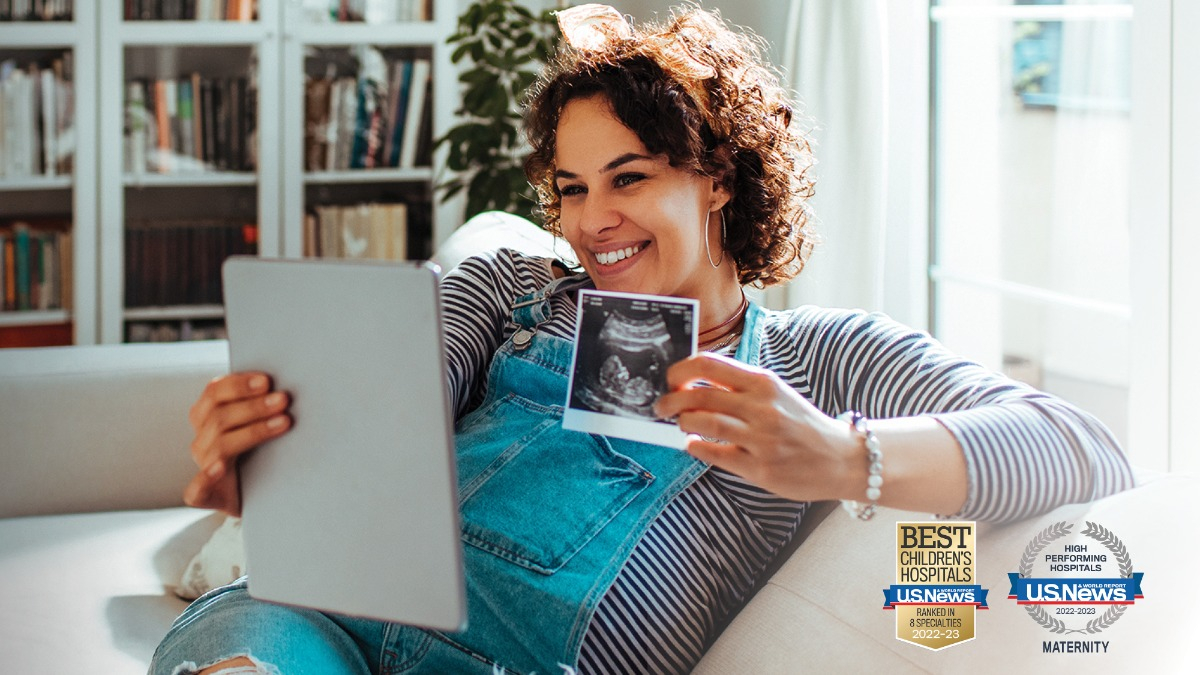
[{"left": 554, "top": 95, "right": 740, "bottom": 321}]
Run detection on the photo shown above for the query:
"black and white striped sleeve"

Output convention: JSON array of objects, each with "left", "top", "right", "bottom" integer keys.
[
  {"left": 437, "top": 249, "right": 556, "bottom": 417},
  {"left": 772, "top": 307, "right": 1135, "bottom": 523}
]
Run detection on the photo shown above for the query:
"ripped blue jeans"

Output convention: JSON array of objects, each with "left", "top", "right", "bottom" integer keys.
[{"left": 151, "top": 577, "right": 555, "bottom": 674}]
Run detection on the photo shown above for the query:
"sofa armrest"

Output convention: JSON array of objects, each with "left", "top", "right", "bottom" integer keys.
[
  {"left": 430, "top": 211, "right": 569, "bottom": 271},
  {"left": 696, "top": 470, "right": 1199, "bottom": 672},
  {"left": 0, "top": 341, "right": 229, "bottom": 518}
]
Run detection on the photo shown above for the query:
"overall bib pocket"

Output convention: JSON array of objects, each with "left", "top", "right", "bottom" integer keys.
[{"left": 454, "top": 392, "right": 653, "bottom": 575}]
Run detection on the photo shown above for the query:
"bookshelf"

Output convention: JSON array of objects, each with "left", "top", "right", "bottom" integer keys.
[
  {"left": 0, "top": 1, "right": 98, "bottom": 346},
  {"left": 1, "top": 0, "right": 457, "bottom": 346}
]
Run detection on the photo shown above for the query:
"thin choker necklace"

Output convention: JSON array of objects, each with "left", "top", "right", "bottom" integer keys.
[
  {"left": 699, "top": 293, "right": 749, "bottom": 339},
  {"left": 699, "top": 293, "right": 748, "bottom": 350}
]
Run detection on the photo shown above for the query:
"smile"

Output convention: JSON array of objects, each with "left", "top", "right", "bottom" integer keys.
[{"left": 595, "top": 243, "right": 645, "bottom": 266}]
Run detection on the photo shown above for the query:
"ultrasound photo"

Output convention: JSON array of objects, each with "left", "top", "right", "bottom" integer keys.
[{"left": 562, "top": 290, "right": 698, "bottom": 449}]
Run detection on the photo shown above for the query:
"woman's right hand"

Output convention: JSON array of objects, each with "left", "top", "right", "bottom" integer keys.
[{"left": 183, "top": 372, "right": 292, "bottom": 516}]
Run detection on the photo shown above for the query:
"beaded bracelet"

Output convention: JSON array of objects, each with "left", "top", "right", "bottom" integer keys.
[{"left": 836, "top": 410, "right": 883, "bottom": 521}]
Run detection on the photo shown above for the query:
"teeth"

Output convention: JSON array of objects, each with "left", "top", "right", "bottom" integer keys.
[{"left": 596, "top": 244, "right": 642, "bottom": 266}]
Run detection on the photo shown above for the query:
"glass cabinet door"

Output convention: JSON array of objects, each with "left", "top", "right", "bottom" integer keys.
[
  {"left": 0, "top": 0, "right": 96, "bottom": 347},
  {"left": 99, "top": 0, "right": 279, "bottom": 344},
  {"left": 282, "top": 0, "right": 440, "bottom": 263}
]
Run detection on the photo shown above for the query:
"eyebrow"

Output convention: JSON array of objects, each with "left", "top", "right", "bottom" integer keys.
[{"left": 554, "top": 152, "right": 653, "bottom": 181}]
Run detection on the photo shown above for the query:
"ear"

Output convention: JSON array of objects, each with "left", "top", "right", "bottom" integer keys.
[{"left": 708, "top": 181, "right": 732, "bottom": 213}]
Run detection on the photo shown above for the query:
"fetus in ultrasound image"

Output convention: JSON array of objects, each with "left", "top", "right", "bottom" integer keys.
[{"left": 570, "top": 293, "right": 694, "bottom": 421}]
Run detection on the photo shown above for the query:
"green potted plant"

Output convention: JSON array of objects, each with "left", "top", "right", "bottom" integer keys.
[{"left": 437, "top": 0, "right": 563, "bottom": 222}]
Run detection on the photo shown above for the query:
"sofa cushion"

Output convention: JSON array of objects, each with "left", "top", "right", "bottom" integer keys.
[
  {"left": 0, "top": 507, "right": 215, "bottom": 673},
  {"left": 694, "top": 469, "right": 1200, "bottom": 672}
]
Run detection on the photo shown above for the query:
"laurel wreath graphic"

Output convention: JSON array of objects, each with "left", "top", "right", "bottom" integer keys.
[
  {"left": 1016, "top": 520, "right": 1135, "bottom": 635},
  {"left": 1081, "top": 521, "right": 1134, "bottom": 634},
  {"left": 1018, "top": 521, "right": 1073, "bottom": 634}
]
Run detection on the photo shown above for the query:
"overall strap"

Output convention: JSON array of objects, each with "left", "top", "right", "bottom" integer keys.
[{"left": 509, "top": 271, "right": 592, "bottom": 329}]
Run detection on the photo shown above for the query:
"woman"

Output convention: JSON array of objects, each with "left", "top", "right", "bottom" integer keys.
[{"left": 157, "top": 5, "right": 1134, "bottom": 674}]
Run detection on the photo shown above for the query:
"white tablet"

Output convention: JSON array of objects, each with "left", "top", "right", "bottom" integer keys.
[{"left": 222, "top": 256, "right": 466, "bottom": 631}]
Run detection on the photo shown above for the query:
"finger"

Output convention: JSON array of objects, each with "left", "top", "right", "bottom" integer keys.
[
  {"left": 666, "top": 353, "right": 772, "bottom": 393},
  {"left": 655, "top": 385, "right": 756, "bottom": 422},
  {"left": 196, "top": 413, "right": 292, "bottom": 474},
  {"left": 184, "top": 468, "right": 242, "bottom": 517},
  {"left": 189, "top": 372, "right": 272, "bottom": 430},
  {"left": 682, "top": 436, "right": 753, "bottom": 473},
  {"left": 183, "top": 459, "right": 225, "bottom": 506},
  {"left": 676, "top": 409, "right": 757, "bottom": 450},
  {"left": 190, "top": 392, "right": 290, "bottom": 465}
]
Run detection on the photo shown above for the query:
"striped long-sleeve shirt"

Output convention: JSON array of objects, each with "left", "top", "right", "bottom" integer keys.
[{"left": 439, "top": 248, "right": 1135, "bottom": 674}]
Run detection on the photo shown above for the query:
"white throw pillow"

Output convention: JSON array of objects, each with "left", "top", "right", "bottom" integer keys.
[{"left": 176, "top": 516, "right": 246, "bottom": 600}]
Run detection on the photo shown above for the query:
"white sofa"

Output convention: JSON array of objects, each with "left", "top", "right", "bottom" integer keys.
[{"left": 2, "top": 213, "right": 1198, "bottom": 674}]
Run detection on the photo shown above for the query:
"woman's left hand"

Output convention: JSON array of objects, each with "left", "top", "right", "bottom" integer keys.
[{"left": 654, "top": 352, "right": 858, "bottom": 502}]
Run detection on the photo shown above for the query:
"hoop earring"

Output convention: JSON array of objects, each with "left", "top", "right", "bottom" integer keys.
[{"left": 705, "top": 209, "right": 725, "bottom": 268}]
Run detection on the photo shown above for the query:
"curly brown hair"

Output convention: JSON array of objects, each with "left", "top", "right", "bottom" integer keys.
[{"left": 523, "top": 5, "right": 816, "bottom": 286}]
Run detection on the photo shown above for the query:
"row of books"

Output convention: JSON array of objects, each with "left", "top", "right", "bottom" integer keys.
[
  {"left": 0, "top": 221, "right": 72, "bottom": 312},
  {"left": 125, "top": 75, "right": 256, "bottom": 175},
  {"left": 304, "top": 54, "right": 432, "bottom": 172},
  {"left": 124, "top": 219, "right": 257, "bottom": 307},
  {"left": 0, "top": 55, "right": 75, "bottom": 179},
  {"left": 304, "top": 201, "right": 409, "bottom": 260},
  {"left": 305, "top": 0, "right": 431, "bottom": 23},
  {"left": 125, "top": 0, "right": 254, "bottom": 21},
  {"left": 0, "top": 0, "right": 71, "bottom": 21},
  {"left": 127, "top": 319, "right": 226, "bottom": 343}
]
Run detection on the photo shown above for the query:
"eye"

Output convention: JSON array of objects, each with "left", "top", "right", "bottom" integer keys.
[
  {"left": 614, "top": 173, "right": 646, "bottom": 188},
  {"left": 557, "top": 183, "right": 586, "bottom": 197}
]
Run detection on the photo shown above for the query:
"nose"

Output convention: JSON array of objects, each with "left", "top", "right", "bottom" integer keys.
[{"left": 575, "top": 191, "right": 621, "bottom": 237}]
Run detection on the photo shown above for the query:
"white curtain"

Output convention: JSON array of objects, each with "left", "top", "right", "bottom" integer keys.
[{"left": 771, "top": 0, "right": 890, "bottom": 313}]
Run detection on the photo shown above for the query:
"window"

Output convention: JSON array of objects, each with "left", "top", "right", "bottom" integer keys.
[
  {"left": 926, "top": 0, "right": 1196, "bottom": 471},
  {"left": 930, "top": 0, "right": 1133, "bottom": 443}
]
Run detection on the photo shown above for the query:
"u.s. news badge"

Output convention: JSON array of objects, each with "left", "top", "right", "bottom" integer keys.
[
  {"left": 1006, "top": 521, "right": 1144, "bottom": 654},
  {"left": 883, "top": 521, "right": 988, "bottom": 650}
]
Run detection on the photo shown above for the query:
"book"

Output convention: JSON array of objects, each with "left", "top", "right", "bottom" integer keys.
[
  {"left": 366, "top": 204, "right": 390, "bottom": 259},
  {"left": 212, "top": 78, "right": 229, "bottom": 170},
  {"left": 0, "top": 233, "right": 6, "bottom": 310},
  {"left": 14, "top": 224, "right": 30, "bottom": 310},
  {"left": 384, "top": 60, "right": 412, "bottom": 168},
  {"left": 386, "top": 202, "right": 408, "bottom": 260},
  {"left": 315, "top": 205, "right": 342, "bottom": 258},
  {"left": 398, "top": 59, "right": 430, "bottom": 169},
  {"left": 3, "top": 66, "right": 34, "bottom": 177},
  {"left": 0, "top": 62, "right": 10, "bottom": 177},
  {"left": 59, "top": 229, "right": 71, "bottom": 310},
  {"left": 28, "top": 63, "right": 42, "bottom": 174},
  {"left": 229, "top": 77, "right": 243, "bottom": 171},
  {"left": 153, "top": 79, "right": 172, "bottom": 173},
  {"left": 190, "top": 72, "right": 203, "bottom": 162},
  {"left": 303, "top": 211, "right": 319, "bottom": 257},
  {"left": 35, "top": 233, "right": 53, "bottom": 310},
  {"left": 199, "top": 77, "right": 215, "bottom": 168},
  {"left": 349, "top": 77, "right": 368, "bottom": 169},
  {"left": 53, "top": 55, "right": 73, "bottom": 175},
  {"left": 303, "top": 77, "right": 332, "bottom": 171},
  {"left": 3, "top": 236, "right": 13, "bottom": 310},
  {"left": 323, "top": 76, "right": 341, "bottom": 172},
  {"left": 341, "top": 204, "right": 371, "bottom": 258},
  {"left": 332, "top": 77, "right": 357, "bottom": 171},
  {"left": 177, "top": 77, "right": 197, "bottom": 171},
  {"left": 39, "top": 67, "right": 55, "bottom": 176}
]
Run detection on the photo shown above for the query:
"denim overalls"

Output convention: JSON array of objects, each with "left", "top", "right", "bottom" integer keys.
[{"left": 151, "top": 273, "right": 766, "bottom": 675}]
